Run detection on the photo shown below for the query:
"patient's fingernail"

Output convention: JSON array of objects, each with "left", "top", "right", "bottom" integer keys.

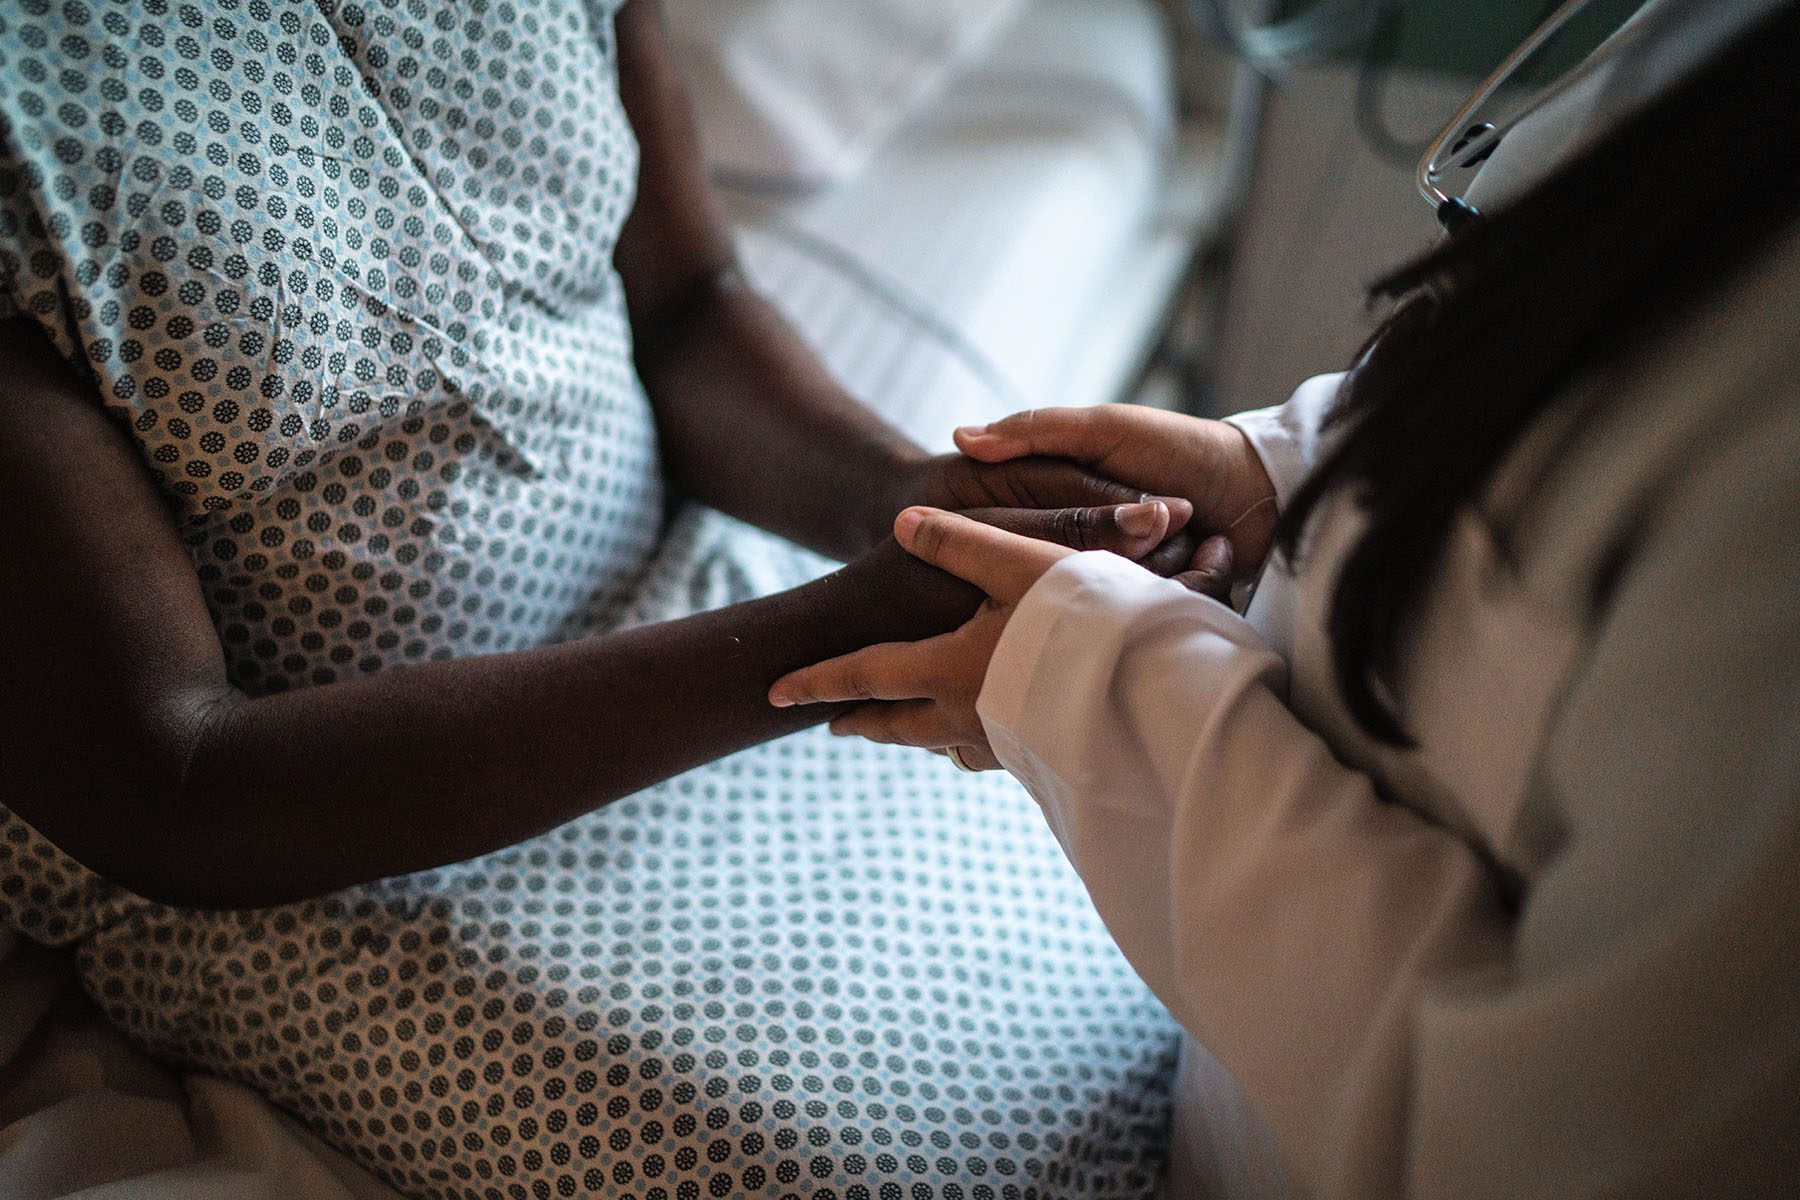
[
  {"left": 893, "top": 507, "right": 926, "bottom": 545},
  {"left": 954, "top": 425, "right": 992, "bottom": 442},
  {"left": 768, "top": 686, "right": 795, "bottom": 707},
  {"left": 1118, "top": 501, "right": 1164, "bottom": 538}
]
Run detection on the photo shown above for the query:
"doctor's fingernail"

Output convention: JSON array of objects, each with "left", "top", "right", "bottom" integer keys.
[
  {"left": 1118, "top": 501, "right": 1165, "bottom": 538},
  {"left": 954, "top": 425, "right": 992, "bottom": 441}
]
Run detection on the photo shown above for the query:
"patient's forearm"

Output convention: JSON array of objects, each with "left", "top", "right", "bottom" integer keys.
[
  {"left": 611, "top": 1, "right": 922, "bottom": 563},
  {"left": 1, "top": 310, "right": 966, "bottom": 912},
  {"left": 637, "top": 271, "right": 924, "bottom": 562},
  {"left": 45, "top": 546, "right": 973, "bottom": 911}
]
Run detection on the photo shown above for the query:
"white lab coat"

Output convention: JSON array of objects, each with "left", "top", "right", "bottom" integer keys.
[{"left": 974, "top": 1, "right": 1800, "bottom": 1196}]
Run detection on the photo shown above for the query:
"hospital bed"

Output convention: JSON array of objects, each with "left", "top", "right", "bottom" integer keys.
[
  {"left": 0, "top": 1, "right": 1240, "bottom": 1195},
  {"left": 723, "top": 0, "right": 1239, "bottom": 447}
]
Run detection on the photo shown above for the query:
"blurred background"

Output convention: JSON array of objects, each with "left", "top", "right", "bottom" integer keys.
[{"left": 666, "top": 0, "right": 1644, "bottom": 440}]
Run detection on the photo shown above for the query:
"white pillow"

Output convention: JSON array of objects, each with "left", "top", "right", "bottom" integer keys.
[{"left": 665, "top": 0, "right": 1031, "bottom": 191}]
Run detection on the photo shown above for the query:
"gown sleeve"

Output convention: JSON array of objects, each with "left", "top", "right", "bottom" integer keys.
[{"left": 974, "top": 402, "right": 1800, "bottom": 1199}]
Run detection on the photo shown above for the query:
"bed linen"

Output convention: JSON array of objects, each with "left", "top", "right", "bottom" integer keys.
[
  {"left": 730, "top": 0, "right": 1206, "bottom": 450},
  {"left": 666, "top": 0, "right": 1031, "bottom": 190},
  {"left": 0, "top": 931, "right": 406, "bottom": 1200}
]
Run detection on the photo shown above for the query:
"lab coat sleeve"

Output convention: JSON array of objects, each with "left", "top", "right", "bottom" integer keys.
[
  {"left": 1221, "top": 372, "right": 1345, "bottom": 508},
  {"left": 975, "top": 405, "right": 1800, "bottom": 1199}
]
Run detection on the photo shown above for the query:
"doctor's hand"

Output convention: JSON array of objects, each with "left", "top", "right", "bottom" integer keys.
[
  {"left": 771, "top": 507, "right": 1233, "bottom": 771},
  {"left": 954, "top": 406, "right": 1280, "bottom": 580}
]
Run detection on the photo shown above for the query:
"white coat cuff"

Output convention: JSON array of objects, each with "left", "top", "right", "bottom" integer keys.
[
  {"left": 975, "top": 550, "right": 1265, "bottom": 812},
  {"left": 1222, "top": 372, "right": 1346, "bottom": 509}
]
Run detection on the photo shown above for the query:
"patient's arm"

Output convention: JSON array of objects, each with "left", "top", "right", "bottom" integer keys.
[
  {"left": 0, "top": 326, "right": 1180, "bottom": 912},
  {"left": 612, "top": 0, "right": 1145, "bottom": 561}
]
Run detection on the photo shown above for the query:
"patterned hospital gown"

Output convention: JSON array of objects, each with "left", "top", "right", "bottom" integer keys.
[{"left": 0, "top": 2, "right": 1176, "bottom": 1198}]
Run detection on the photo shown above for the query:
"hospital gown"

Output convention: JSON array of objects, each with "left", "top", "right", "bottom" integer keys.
[{"left": 0, "top": 1, "right": 1176, "bottom": 1196}]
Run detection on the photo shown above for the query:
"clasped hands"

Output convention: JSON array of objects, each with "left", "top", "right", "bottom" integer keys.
[{"left": 772, "top": 405, "right": 1279, "bottom": 771}]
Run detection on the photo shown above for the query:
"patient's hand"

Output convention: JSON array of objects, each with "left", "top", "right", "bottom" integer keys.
[
  {"left": 772, "top": 507, "right": 1233, "bottom": 770},
  {"left": 953, "top": 406, "right": 1279, "bottom": 581},
  {"left": 956, "top": 498, "right": 1204, "bottom": 578},
  {"left": 889, "top": 451, "right": 1201, "bottom": 575}
]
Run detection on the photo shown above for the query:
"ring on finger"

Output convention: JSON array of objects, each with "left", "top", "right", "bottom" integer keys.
[{"left": 945, "top": 745, "right": 979, "bottom": 773}]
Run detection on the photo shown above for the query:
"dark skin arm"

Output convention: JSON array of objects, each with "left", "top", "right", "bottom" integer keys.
[
  {"left": 612, "top": 0, "right": 1147, "bottom": 560},
  {"left": 0, "top": 321, "right": 981, "bottom": 909},
  {"left": 0, "top": 328, "right": 1180, "bottom": 910}
]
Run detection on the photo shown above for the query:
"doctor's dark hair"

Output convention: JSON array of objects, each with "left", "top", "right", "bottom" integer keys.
[{"left": 1276, "top": 1, "right": 1800, "bottom": 746}]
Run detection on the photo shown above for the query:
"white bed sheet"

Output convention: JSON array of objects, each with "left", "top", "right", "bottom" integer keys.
[
  {"left": 730, "top": 0, "right": 1204, "bottom": 450},
  {"left": 0, "top": 932, "right": 405, "bottom": 1200}
]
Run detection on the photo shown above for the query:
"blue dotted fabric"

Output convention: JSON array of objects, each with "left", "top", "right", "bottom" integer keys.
[{"left": 0, "top": 2, "right": 1178, "bottom": 1197}]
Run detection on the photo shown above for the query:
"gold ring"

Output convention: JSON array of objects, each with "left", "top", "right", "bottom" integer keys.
[{"left": 946, "top": 745, "right": 979, "bottom": 773}]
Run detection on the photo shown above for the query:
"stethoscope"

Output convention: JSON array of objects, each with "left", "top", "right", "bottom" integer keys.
[
  {"left": 1190, "top": 0, "right": 1650, "bottom": 234},
  {"left": 1419, "top": 0, "right": 1650, "bottom": 233}
]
